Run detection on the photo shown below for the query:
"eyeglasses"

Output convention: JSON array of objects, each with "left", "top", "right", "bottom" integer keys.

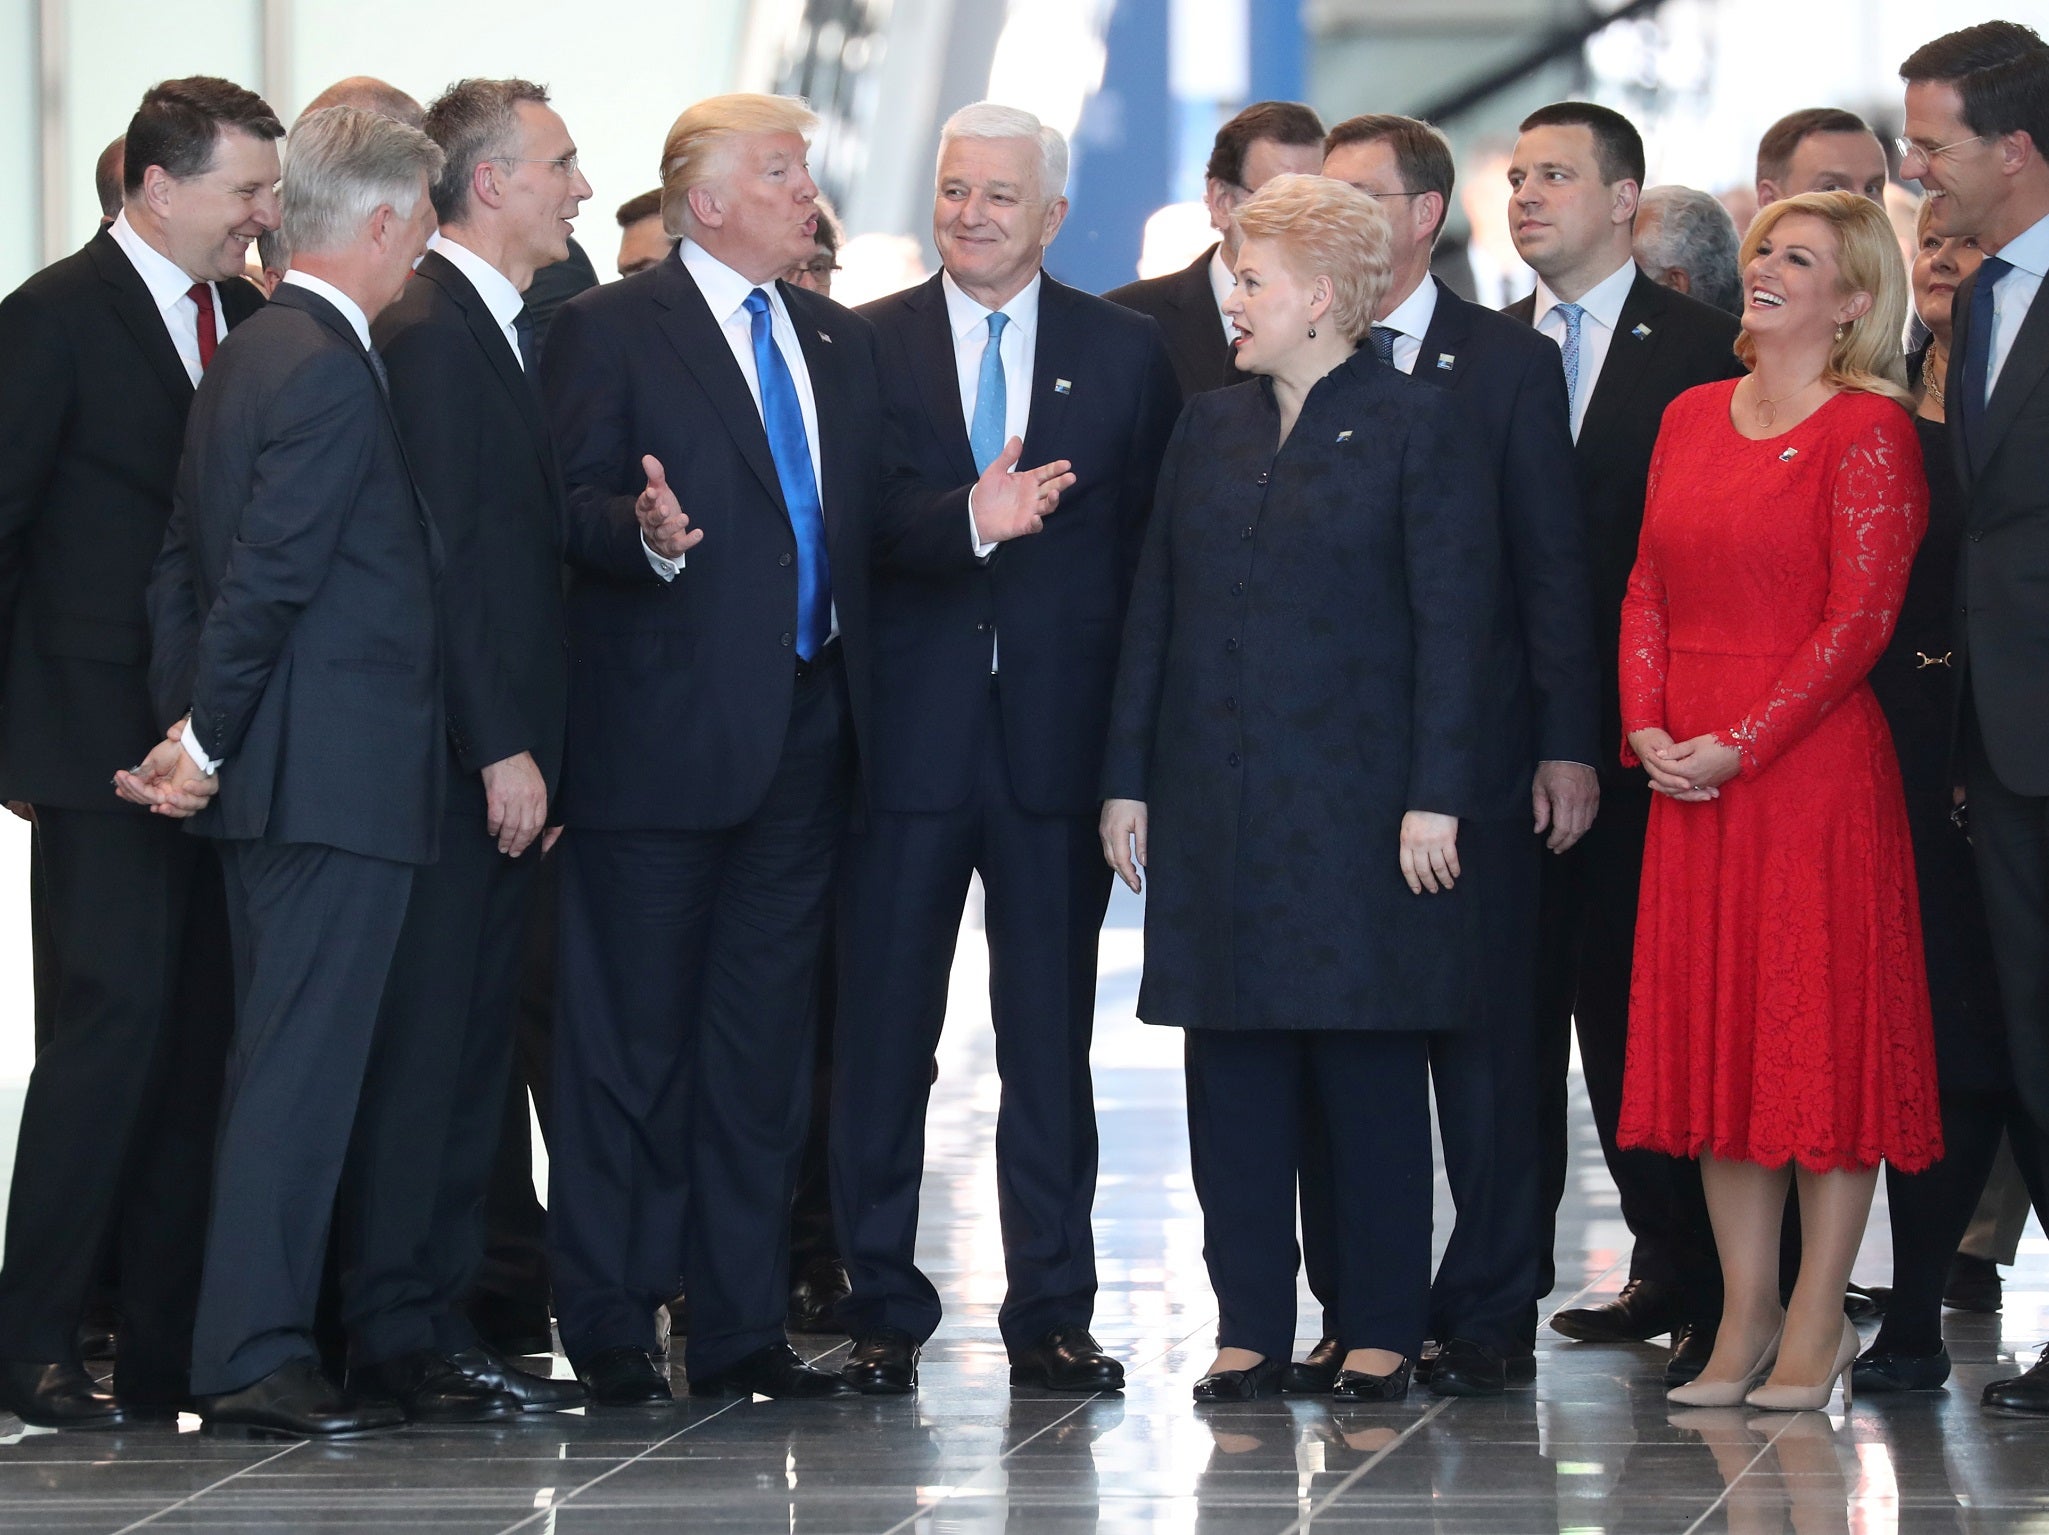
[
  {"left": 786, "top": 258, "right": 841, "bottom": 279},
  {"left": 495, "top": 152, "right": 581, "bottom": 177},
  {"left": 1361, "top": 189, "right": 1427, "bottom": 203},
  {"left": 1894, "top": 133, "right": 1986, "bottom": 168}
]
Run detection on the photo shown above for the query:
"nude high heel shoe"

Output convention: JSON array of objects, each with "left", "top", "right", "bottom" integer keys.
[
  {"left": 1667, "top": 1324, "right": 1783, "bottom": 1407},
  {"left": 1745, "top": 1316, "right": 1860, "bottom": 1411}
]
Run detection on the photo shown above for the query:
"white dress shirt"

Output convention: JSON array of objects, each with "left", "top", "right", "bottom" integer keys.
[
  {"left": 433, "top": 236, "right": 527, "bottom": 369},
  {"left": 108, "top": 212, "right": 225, "bottom": 388},
  {"left": 1375, "top": 275, "right": 1441, "bottom": 376},
  {"left": 1983, "top": 209, "right": 2049, "bottom": 403},
  {"left": 1208, "top": 245, "right": 1236, "bottom": 344},
  {"left": 1532, "top": 258, "right": 1638, "bottom": 441}
]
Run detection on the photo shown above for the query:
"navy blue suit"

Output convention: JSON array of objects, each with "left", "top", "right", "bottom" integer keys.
[
  {"left": 539, "top": 248, "right": 878, "bottom": 1380},
  {"left": 832, "top": 272, "right": 1179, "bottom": 1351}
]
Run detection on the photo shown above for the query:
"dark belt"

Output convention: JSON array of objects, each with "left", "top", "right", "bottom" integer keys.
[{"left": 794, "top": 638, "right": 842, "bottom": 681}]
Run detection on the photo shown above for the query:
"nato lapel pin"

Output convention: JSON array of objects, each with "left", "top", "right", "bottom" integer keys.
[
  {"left": 1436, "top": 352, "right": 1455, "bottom": 370},
  {"left": 1631, "top": 322, "right": 1652, "bottom": 340},
  {"left": 1055, "top": 378, "right": 1072, "bottom": 394},
  {"left": 1336, "top": 430, "right": 1353, "bottom": 442},
  {"left": 818, "top": 330, "right": 832, "bottom": 344}
]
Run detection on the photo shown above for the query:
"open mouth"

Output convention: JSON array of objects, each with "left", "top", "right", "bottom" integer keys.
[{"left": 1750, "top": 289, "right": 1786, "bottom": 310}]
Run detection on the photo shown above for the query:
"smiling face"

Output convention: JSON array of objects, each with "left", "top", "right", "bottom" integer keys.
[
  {"left": 1901, "top": 80, "right": 2002, "bottom": 240},
  {"left": 1741, "top": 210, "right": 1868, "bottom": 346},
  {"left": 150, "top": 126, "right": 282, "bottom": 282},
  {"left": 1774, "top": 130, "right": 1889, "bottom": 203},
  {"left": 933, "top": 134, "right": 1066, "bottom": 308},
  {"left": 692, "top": 129, "right": 819, "bottom": 283},
  {"left": 495, "top": 101, "right": 591, "bottom": 275},
  {"left": 1912, "top": 223, "right": 1984, "bottom": 336},
  {"left": 1506, "top": 124, "right": 1635, "bottom": 285},
  {"left": 1222, "top": 235, "right": 1327, "bottom": 377}
]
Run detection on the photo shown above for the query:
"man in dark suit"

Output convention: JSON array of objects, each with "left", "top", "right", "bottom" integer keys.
[
  {"left": 0, "top": 76, "right": 280, "bottom": 1430},
  {"left": 540, "top": 92, "right": 887, "bottom": 1404},
  {"left": 1502, "top": 101, "right": 1743, "bottom": 1383},
  {"left": 1901, "top": 21, "right": 2049, "bottom": 1416},
  {"left": 1298, "top": 114, "right": 1598, "bottom": 1399},
  {"left": 125, "top": 104, "right": 447, "bottom": 1438},
  {"left": 338, "top": 77, "right": 592, "bottom": 1422},
  {"left": 1103, "top": 100, "right": 1322, "bottom": 397},
  {"left": 835, "top": 103, "right": 1179, "bottom": 1397}
]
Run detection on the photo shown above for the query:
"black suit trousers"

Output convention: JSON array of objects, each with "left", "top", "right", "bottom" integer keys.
[
  {"left": 831, "top": 684, "right": 1108, "bottom": 1351},
  {"left": 339, "top": 806, "right": 541, "bottom": 1365},
  {"left": 548, "top": 660, "right": 850, "bottom": 1380},
  {"left": 1533, "top": 782, "right": 1718, "bottom": 1320},
  {"left": 190, "top": 839, "right": 414, "bottom": 1396},
  {"left": 0, "top": 808, "right": 232, "bottom": 1392}
]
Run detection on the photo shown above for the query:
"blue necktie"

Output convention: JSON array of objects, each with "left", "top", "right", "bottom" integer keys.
[
  {"left": 1961, "top": 255, "right": 2012, "bottom": 460},
  {"left": 1555, "top": 301, "right": 1586, "bottom": 427},
  {"left": 744, "top": 289, "right": 831, "bottom": 660},
  {"left": 969, "top": 311, "right": 1010, "bottom": 475}
]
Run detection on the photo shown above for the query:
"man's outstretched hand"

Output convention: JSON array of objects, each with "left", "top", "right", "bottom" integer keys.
[
  {"left": 637, "top": 454, "right": 703, "bottom": 560},
  {"left": 972, "top": 437, "right": 1076, "bottom": 545}
]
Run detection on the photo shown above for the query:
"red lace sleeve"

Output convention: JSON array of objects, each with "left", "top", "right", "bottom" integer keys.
[
  {"left": 1718, "top": 404, "right": 1928, "bottom": 778},
  {"left": 1617, "top": 430, "right": 1671, "bottom": 769}
]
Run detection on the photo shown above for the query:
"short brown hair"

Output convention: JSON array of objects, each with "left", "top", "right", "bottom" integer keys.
[
  {"left": 1518, "top": 101, "right": 1644, "bottom": 187},
  {"left": 123, "top": 76, "right": 282, "bottom": 195},
  {"left": 1901, "top": 22, "right": 2049, "bottom": 159},
  {"left": 617, "top": 189, "right": 663, "bottom": 228},
  {"left": 1324, "top": 114, "right": 1455, "bottom": 243},
  {"left": 1205, "top": 100, "right": 1324, "bottom": 189},
  {"left": 1756, "top": 108, "right": 1874, "bottom": 187}
]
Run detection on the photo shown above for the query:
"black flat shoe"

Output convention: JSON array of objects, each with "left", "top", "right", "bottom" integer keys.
[
  {"left": 199, "top": 1358, "right": 404, "bottom": 1438},
  {"left": 450, "top": 1345, "right": 587, "bottom": 1411},
  {"left": 1946, "top": 1254, "right": 2002, "bottom": 1314},
  {"left": 579, "top": 1346, "right": 673, "bottom": 1406},
  {"left": 1551, "top": 1279, "right": 1686, "bottom": 1343},
  {"left": 1194, "top": 1356, "right": 1285, "bottom": 1403},
  {"left": 352, "top": 1350, "right": 520, "bottom": 1424},
  {"left": 1983, "top": 1346, "right": 2049, "bottom": 1415},
  {"left": 1851, "top": 1343, "right": 1950, "bottom": 1393},
  {"left": 1331, "top": 1359, "right": 1413, "bottom": 1403},
  {"left": 842, "top": 1329, "right": 919, "bottom": 1395},
  {"left": 691, "top": 1342, "right": 854, "bottom": 1399},
  {"left": 0, "top": 1361, "right": 127, "bottom": 1429},
  {"left": 788, "top": 1256, "right": 852, "bottom": 1334},
  {"left": 1282, "top": 1336, "right": 1343, "bottom": 1395},
  {"left": 1664, "top": 1321, "right": 1718, "bottom": 1387},
  {"left": 1009, "top": 1325, "right": 1124, "bottom": 1392},
  {"left": 1427, "top": 1338, "right": 1505, "bottom": 1398}
]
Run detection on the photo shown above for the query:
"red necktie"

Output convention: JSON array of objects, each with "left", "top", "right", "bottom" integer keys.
[{"left": 187, "top": 282, "right": 217, "bottom": 372}]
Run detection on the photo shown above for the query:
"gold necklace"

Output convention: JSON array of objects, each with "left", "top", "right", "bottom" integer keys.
[
  {"left": 1749, "top": 372, "right": 1824, "bottom": 428},
  {"left": 1923, "top": 344, "right": 1948, "bottom": 410}
]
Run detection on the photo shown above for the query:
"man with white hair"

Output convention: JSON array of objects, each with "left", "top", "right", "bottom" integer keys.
[
  {"left": 125, "top": 103, "right": 445, "bottom": 1438},
  {"left": 833, "top": 101, "right": 1180, "bottom": 1396},
  {"left": 540, "top": 93, "right": 909, "bottom": 1403},
  {"left": 1633, "top": 185, "right": 1743, "bottom": 316}
]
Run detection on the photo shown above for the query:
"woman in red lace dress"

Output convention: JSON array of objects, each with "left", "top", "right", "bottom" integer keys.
[{"left": 1617, "top": 192, "right": 1941, "bottom": 1412}]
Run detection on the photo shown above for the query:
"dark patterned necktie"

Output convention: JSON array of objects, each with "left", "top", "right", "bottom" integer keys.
[{"left": 1369, "top": 325, "right": 1396, "bottom": 365}]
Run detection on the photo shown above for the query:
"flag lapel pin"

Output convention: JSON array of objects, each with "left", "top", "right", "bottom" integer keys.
[
  {"left": 1055, "top": 378, "right": 1072, "bottom": 394},
  {"left": 1337, "top": 430, "right": 1353, "bottom": 442},
  {"left": 818, "top": 331, "right": 833, "bottom": 343},
  {"left": 1436, "top": 353, "right": 1455, "bottom": 370},
  {"left": 1631, "top": 322, "right": 1652, "bottom": 340}
]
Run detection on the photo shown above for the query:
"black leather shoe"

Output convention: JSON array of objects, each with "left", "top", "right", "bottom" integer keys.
[
  {"left": 450, "top": 1345, "right": 587, "bottom": 1412},
  {"left": 1844, "top": 1283, "right": 1887, "bottom": 1321},
  {"left": 1331, "top": 1358, "right": 1412, "bottom": 1402},
  {"left": 75, "top": 1318, "right": 118, "bottom": 1364},
  {"left": 467, "top": 1296, "right": 556, "bottom": 1358},
  {"left": 579, "top": 1346, "right": 673, "bottom": 1406},
  {"left": 1551, "top": 1279, "right": 1686, "bottom": 1343},
  {"left": 1664, "top": 1321, "right": 1718, "bottom": 1386},
  {"left": 788, "top": 1256, "right": 852, "bottom": 1334},
  {"left": 200, "top": 1358, "right": 404, "bottom": 1438},
  {"left": 0, "top": 1361, "right": 127, "bottom": 1429},
  {"left": 114, "top": 1384, "right": 195, "bottom": 1420},
  {"left": 842, "top": 1329, "right": 919, "bottom": 1395},
  {"left": 1982, "top": 1346, "right": 2049, "bottom": 1415},
  {"left": 1010, "top": 1325, "right": 1125, "bottom": 1392},
  {"left": 1852, "top": 1343, "right": 1950, "bottom": 1393},
  {"left": 1427, "top": 1338, "right": 1506, "bottom": 1398},
  {"left": 691, "top": 1342, "right": 855, "bottom": 1399},
  {"left": 1505, "top": 1349, "right": 1537, "bottom": 1386},
  {"left": 1194, "top": 1356, "right": 1286, "bottom": 1402},
  {"left": 1945, "top": 1254, "right": 2003, "bottom": 1313},
  {"left": 353, "top": 1350, "right": 519, "bottom": 1424},
  {"left": 1282, "top": 1336, "right": 1343, "bottom": 1395}
]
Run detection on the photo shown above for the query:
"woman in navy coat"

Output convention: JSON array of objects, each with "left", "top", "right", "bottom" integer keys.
[{"left": 1100, "top": 176, "right": 1503, "bottom": 1404}]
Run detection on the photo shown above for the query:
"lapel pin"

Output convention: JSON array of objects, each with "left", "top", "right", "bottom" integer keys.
[
  {"left": 1779, "top": 447, "right": 1799, "bottom": 462},
  {"left": 1632, "top": 322, "right": 1653, "bottom": 340},
  {"left": 1436, "top": 353, "right": 1455, "bottom": 370},
  {"left": 817, "top": 330, "right": 832, "bottom": 344},
  {"left": 1336, "top": 430, "right": 1353, "bottom": 442},
  {"left": 1054, "top": 378, "right": 1072, "bottom": 394}
]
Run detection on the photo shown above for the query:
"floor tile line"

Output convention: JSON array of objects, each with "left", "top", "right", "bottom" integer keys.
[
  {"left": 1540, "top": 1253, "right": 1629, "bottom": 1327},
  {"left": 487, "top": 1400, "right": 746, "bottom": 1535},
  {"left": 102, "top": 1441, "right": 304, "bottom": 1535},
  {"left": 1674, "top": 1417, "right": 1794, "bottom": 1535},
  {"left": 1275, "top": 1395, "right": 1451, "bottom": 1535}
]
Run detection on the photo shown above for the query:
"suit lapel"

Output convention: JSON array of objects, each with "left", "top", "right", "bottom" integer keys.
[
  {"left": 1575, "top": 271, "right": 1662, "bottom": 462},
  {"left": 1020, "top": 276, "right": 1077, "bottom": 465},
  {"left": 1409, "top": 278, "right": 1473, "bottom": 391},
  {"left": 904, "top": 276, "right": 978, "bottom": 484},
  {"left": 418, "top": 252, "right": 556, "bottom": 489},
  {"left": 1168, "top": 244, "right": 1234, "bottom": 389},
  {"left": 88, "top": 232, "right": 195, "bottom": 407},
  {"left": 1978, "top": 268, "right": 2049, "bottom": 475},
  {"left": 652, "top": 260, "right": 788, "bottom": 515}
]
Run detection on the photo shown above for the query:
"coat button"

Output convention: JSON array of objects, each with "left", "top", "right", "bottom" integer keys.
[
  {"left": 1224, "top": 696, "right": 1237, "bottom": 712},
  {"left": 1227, "top": 752, "right": 1241, "bottom": 767},
  {"left": 1225, "top": 637, "right": 1239, "bottom": 652},
  {"left": 780, "top": 552, "right": 793, "bottom": 566},
  {"left": 1241, "top": 525, "right": 1254, "bottom": 540},
  {"left": 975, "top": 620, "right": 990, "bottom": 632},
  {"left": 1968, "top": 531, "right": 1983, "bottom": 542},
  {"left": 1256, "top": 472, "right": 1268, "bottom": 485},
  {"left": 781, "top": 632, "right": 794, "bottom": 647},
  {"left": 1232, "top": 581, "right": 1244, "bottom": 596}
]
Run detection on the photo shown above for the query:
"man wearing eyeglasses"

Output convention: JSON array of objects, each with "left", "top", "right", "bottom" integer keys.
[{"left": 1901, "top": 21, "right": 2049, "bottom": 1419}]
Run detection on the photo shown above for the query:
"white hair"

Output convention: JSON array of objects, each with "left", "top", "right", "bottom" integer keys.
[
  {"left": 937, "top": 102, "right": 1068, "bottom": 201},
  {"left": 282, "top": 105, "right": 443, "bottom": 256}
]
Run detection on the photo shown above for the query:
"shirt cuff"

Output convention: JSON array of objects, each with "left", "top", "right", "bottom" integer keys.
[
  {"left": 967, "top": 487, "right": 997, "bottom": 562},
  {"left": 643, "top": 533, "right": 684, "bottom": 582},
  {"left": 180, "top": 725, "right": 219, "bottom": 777}
]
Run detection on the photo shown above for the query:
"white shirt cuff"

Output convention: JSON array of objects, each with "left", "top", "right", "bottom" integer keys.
[
  {"left": 643, "top": 533, "right": 684, "bottom": 582},
  {"left": 967, "top": 487, "right": 996, "bottom": 562},
  {"left": 180, "top": 725, "right": 219, "bottom": 776}
]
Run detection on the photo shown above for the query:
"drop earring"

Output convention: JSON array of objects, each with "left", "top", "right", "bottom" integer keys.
[
  {"left": 1307, "top": 324, "right": 1317, "bottom": 338},
  {"left": 1835, "top": 322, "right": 1847, "bottom": 341}
]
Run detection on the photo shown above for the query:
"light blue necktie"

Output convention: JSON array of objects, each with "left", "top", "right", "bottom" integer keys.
[
  {"left": 743, "top": 288, "right": 831, "bottom": 660},
  {"left": 969, "top": 311, "right": 1010, "bottom": 474},
  {"left": 1555, "top": 301, "right": 1586, "bottom": 426}
]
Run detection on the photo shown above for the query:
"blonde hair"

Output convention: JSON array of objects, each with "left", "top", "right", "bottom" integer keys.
[
  {"left": 1734, "top": 190, "right": 1912, "bottom": 407},
  {"left": 659, "top": 93, "right": 819, "bottom": 238},
  {"left": 1231, "top": 174, "right": 1393, "bottom": 344}
]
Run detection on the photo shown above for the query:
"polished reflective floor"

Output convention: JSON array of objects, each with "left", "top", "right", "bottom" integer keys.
[{"left": 2, "top": 886, "right": 2047, "bottom": 1533}]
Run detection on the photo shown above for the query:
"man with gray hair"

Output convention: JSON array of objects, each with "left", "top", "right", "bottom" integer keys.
[
  {"left": 1633, "top": 185, "right": 1743, "bottom": 316},
  {"left": 125, "top": 104, "right": 445, "bottom": 1438},
  {"left": 833, "top": 101, "right": 1179, "bottom": 1396}
]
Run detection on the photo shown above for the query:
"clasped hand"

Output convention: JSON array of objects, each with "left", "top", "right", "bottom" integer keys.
[
  {"left": 636, "top": 454, "right": 703, "bottom": 560},
  {"left": 973, "top": 438, "right": 1077, "bottom": 544},
  {"left": 112, "top": 717, "right": 219, "bottom": 818},
  {"left": 1629, "top": 728, "right": 1740, "bottom": 800}
]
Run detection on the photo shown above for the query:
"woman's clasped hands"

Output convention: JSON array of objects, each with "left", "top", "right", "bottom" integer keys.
[{"left": 1629, "top": 728, "right": 1743, "bottom": 801}]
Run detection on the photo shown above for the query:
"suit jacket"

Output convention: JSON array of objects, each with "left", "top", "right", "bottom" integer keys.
[
  {"left": 1104, "top": 243, "right": 1236, "bottom": 399},
  {"left": 1507, "top": 269, "right": 1742, "bottom": 780},
  {"left": 147, "top": 283, "right": 446, "bottom": 864},
  {"left": 856, "top": 272, "right": 1181, "bottom": 817},
  {"left": 1408, "top": 278, "right": 1598, "bottom": 818},
  {"left": 541, "top": 250, "right": 879, "bottom": 830},
  {"left": 373, "top": 250, "right": 569, "bottom": 813},
  {"left": 1947, "top": 261, "right": 2049, "bottom": 794},
  {"left": 0, "top": 229, "right": 264, "bottom": 809}
]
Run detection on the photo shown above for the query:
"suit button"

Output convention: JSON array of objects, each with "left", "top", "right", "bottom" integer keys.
[
  {"left": 780, "top": 552, "right": 793, "bottom": 566},
  {"left": 975, "top": 620, "right": 990, "bottom": 632},
  {"left": 1228, "top": 752, "right": 1241, "bottom": 767},
  {"left": 1225, "top": 637, "right": 1239, "bottom": 652},
  {"left": 1968, "top": 531, "right": 1983, "bottom": 542},
  {"left": 1241, "top": 526, "right": 1254, "bottom": 540},
  {"left": 1224, "top": 697, "right": 1237, "bottom": 712},
  {"left": 1232, "top": 581, "right": 1244, "bottom": 596},
  {"left": 781, "top": 632, "right": 794, "bottom": 647}
]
